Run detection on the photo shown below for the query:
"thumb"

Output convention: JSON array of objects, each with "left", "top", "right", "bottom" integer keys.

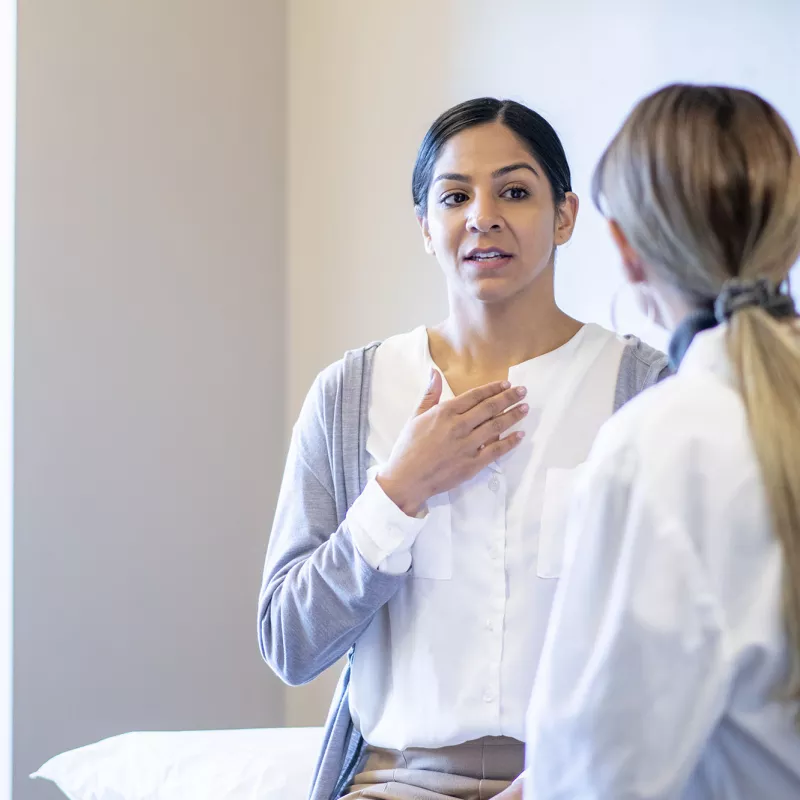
[{"left": 415, "top": 369, "right": 442, "bottom": 415}]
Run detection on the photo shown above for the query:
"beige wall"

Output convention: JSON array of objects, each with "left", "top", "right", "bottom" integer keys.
[
  {"left": 14, "top": 2, "right": 286, "bottom": 797},
  {"left": 0, "top": 2, "right": 13, "bottom": 795}
]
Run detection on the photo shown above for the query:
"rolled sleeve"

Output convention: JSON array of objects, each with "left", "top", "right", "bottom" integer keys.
[{"left": 347, "top": 478, "right": 427, "bottom": 574}]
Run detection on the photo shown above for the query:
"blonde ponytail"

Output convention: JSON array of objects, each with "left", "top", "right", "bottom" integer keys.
[{"left": 729, "top": 308, "right": 800, "bottom": 705}]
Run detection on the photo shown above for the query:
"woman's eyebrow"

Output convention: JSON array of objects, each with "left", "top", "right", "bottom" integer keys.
[
  {"left": 492, "top": 162, "right": 540, "bottom": 179},
  {"left": 433, "top": 172, "right": 470, "bottom": 184},
  {"left": 433, "top": 162, "right": 540, "bottom": 185}
]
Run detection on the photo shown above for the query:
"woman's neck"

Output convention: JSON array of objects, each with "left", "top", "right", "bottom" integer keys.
[{"left": 428, "top": 283, "right": 583, "bottom": 390}]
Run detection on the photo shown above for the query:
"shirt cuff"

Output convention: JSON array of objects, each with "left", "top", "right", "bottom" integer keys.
[{"left": 347, "top": 477, "right": 427, "bottom": 574}]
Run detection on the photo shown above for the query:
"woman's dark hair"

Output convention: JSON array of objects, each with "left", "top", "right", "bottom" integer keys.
[{"left": 411, "top": 97, "right": 572, "bottom": 216}]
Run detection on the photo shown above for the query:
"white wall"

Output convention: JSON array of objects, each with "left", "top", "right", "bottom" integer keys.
[
  {"left": 286, "top": 0, "right": 800, "bottom": 725},
  {"left": 14, "top": 2, "right": 286, "bottom": 797},
  {"left": 0, "top": 1, "right": 14, "bottom": 797}
]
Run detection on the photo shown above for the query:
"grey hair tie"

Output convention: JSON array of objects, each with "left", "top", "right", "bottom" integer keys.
[{"left": 713, "top": 278, "right": 796, "bottom": 324}]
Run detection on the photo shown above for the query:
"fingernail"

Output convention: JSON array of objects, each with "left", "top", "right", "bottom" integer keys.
[
  {"left": 516, "top": 387, "right": 527, "bottom": 397},
  {"left": 519, "top": 403, "right": 529, "bottom": 413},
  {"left": 501, "top": 381, "right": 511, "bottom": 389},
  {"left": 516, "top": 431, "right": 525, "bottom": 440}
]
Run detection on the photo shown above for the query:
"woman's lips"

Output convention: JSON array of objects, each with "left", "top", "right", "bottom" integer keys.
[{"left": 463, "top": 253, "right": 513, "bottom": 270}]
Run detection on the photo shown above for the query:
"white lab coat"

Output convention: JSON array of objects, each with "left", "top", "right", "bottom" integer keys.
[{"left": 525, "top": 325, "right": 800, "bottom": 800}]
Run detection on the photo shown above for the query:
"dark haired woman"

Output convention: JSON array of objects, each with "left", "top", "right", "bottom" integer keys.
[{"left": 258, "top": 98, "right": 669, "bottom": 800}]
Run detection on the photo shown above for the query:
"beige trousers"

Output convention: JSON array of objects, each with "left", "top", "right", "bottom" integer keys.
[{"left": 339, "top": 736, "right": 524, "bottom": 800}]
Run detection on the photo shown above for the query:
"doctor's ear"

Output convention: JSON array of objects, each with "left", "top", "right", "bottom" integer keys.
[{"left": 608, "top": 220, "right": 646, "bottom": 284}]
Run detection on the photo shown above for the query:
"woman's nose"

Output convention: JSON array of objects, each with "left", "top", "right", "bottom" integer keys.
[{"left": 467, "top": 195, "right": 504, "bottom": 233}]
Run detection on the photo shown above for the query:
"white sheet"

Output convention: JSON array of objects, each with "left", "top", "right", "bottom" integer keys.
[{"left": 31, "top": 726, "right": 324, "bottom": 800}]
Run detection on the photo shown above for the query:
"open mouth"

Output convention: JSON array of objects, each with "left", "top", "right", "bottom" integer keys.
[{"left": 464, "top": 247, "right": 513, "bottom": 267}]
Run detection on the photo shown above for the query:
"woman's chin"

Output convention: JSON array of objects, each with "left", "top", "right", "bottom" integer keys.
[{"left": 467, "top": 276, "right": 527, "bottom": 304}]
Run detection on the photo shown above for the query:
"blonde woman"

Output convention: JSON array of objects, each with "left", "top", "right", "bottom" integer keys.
[{"left": 523, "top": 85, "right": 800, "bottom": 799}]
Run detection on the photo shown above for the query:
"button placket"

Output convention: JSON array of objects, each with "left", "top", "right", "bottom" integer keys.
[{"left": 482, "top": 469, "right": 506, "bottom": 720}]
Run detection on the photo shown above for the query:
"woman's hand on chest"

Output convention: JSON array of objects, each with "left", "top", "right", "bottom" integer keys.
[{"left": 376, "top": 370, "right": 528, "bottom": 516}]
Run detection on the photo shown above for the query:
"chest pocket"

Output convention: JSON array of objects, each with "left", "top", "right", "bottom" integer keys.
[
  {"left": 410, "top": 492, "right": 453, "bottom": 580},
  {"left": 537, "top": 466, "right": 584, "bottom": 579}
]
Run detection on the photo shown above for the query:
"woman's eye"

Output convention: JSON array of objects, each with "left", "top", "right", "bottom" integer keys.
[
  {"left": 503, "top": 186, "right": 529, "bottom": 200},
  {"left": 442, "top": 191, "right": 469, "bottom": 207}
]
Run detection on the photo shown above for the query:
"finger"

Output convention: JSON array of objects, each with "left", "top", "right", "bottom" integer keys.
[
  {"left": 445, "top": 380, "right": 511, "bottom": 415},
  {"left": 468, "top": 403, "right": 529, "bottom": 449},
  {"left": 475, "top": 430, "right": 525, "bottom": 466},
  {"left": 461, "top": 385, "right": 527, "bottom": 431},
  {"left": 415, "top": 369, "right": 443, "bottom": 416}
]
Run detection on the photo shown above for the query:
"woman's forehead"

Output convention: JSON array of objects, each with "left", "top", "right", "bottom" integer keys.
[{"left": 434, "top": 122, "right": 539, "bottom": 178}]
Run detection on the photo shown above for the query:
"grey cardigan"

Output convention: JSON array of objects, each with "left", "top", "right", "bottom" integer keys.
[{"left": 258, "top": 337, "right": 671, "bottom": 800}]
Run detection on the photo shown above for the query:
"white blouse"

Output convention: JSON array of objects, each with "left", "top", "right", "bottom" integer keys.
[
  {"left": 344, "top": 323, "right": 628, "bottom": 750},
  {"left": 525, "top": 325, "right": 800, "bottom": 800}
]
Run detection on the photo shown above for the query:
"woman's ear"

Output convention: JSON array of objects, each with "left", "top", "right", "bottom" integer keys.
[
  {"left": 553, "top": 192, "right": 579, "bottom": 246},
  {"left": 417, "top": 212, "right": 435, "bottom": 256},
  {"left": 608, "top": 220, "right": 646, "bottom": 283}
]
